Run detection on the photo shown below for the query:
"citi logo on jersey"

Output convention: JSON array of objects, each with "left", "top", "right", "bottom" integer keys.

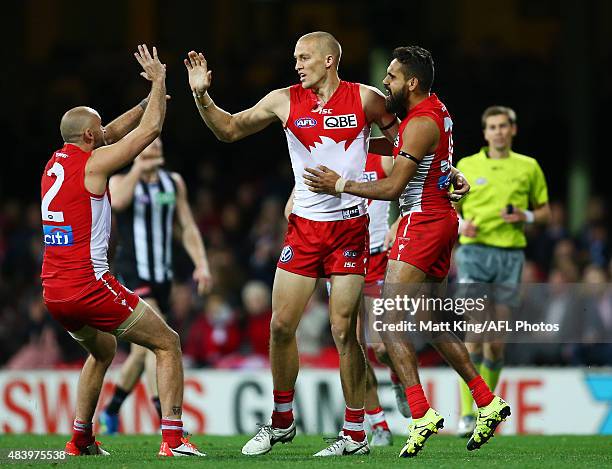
[
  {"left": 295, "top": 117, "right": 317, "bottom": 128},
  {"left": 323, "top": 114, "right": 357, "bottom": 130},
  {"left": 43, "top": 225, "right": 74, "bottom": 246}
]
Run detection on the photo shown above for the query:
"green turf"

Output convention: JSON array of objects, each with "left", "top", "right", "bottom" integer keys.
[{"left": 0, "top": 434, "right": 611, "bottom": 468}]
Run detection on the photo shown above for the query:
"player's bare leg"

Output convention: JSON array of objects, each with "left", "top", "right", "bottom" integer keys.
[
  {"left": 242, "top": 268, "right": 316, "bottom": 455},
  {"left": 311, "top": 273, "right": 370, "bottom": 456},
  {"left": 357, "top": 298, "right": 393, "bottom": 446},
  {"left": 121, "top": 300, "right": 204, "bottom": 456},
  {"left": 383, "top": 260, "right": 508, "bottom": 456},
  {"left": 329, "top": 274, "right": 366, "bottom": 409},
  {"left": 363, "top": 293, "right": 412, "bottom": 420},
  {"left": 64, "top": 328, "right": 116, "bottom": 455},
  {"left": 270, "top": 269, "right": 317, "bottom": 392},
  {"left": 458, "top": 341, "right": 483, "bottom": 436},
  {"left": 100, "top": 297, "right": 163, "bottom": 434}
]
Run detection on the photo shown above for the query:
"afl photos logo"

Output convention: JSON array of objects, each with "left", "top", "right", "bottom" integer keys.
[{"left": 280, "top": 245, "right": 294, "bottom": 263}]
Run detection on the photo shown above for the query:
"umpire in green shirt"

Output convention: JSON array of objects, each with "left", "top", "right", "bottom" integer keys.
[{"left": 454, "top": 106, "right": 550, "bottom": 437}]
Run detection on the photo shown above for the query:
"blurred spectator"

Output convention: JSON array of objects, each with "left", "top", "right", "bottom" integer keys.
[
  {"left": 578, "top": 197, "right": 610, "bottom": 268},
  {"left": 6, "top": 293, "right": 61, "bottom": 369},
  {"left": 526, "top": 201, "right": 569, "bottom": 273},
  {"left": 241, "top": 280, "right": 272, "bottom": 357},
  {"left": 569, "top": 265, "right": 612, "bottom": 365},
  {"left": 168, "top": 282, "right": 198, "bottom": 342},
  {"left": 183, "top": 294, "right": 241, "bottom": 367},
  {"left": 248, "top": 197, "right": 286, "bottom": 285}
]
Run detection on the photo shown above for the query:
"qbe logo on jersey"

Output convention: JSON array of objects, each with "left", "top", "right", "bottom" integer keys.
[
  {"left": 43, "top": 225, "right": 74, "bottom": 246},
  {"left": 324, "top": 114, "right": 358, "bottom": 130}
]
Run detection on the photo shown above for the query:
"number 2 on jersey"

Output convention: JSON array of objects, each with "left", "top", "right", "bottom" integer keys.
[{"left": 41, "top": 162, "right": 65, "bottom": 222}]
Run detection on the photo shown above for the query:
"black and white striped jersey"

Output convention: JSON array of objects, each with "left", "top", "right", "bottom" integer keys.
[{"left": 114, "top": 169, "right": 177, "bottom": 284}]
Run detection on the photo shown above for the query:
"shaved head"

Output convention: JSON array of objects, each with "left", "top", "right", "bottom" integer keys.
[
  {"left": 60, "top": 106, "right": 101, "bottom": 143},
  {"left": 298, "top": 31, "right": 342, "bottom": 69}
]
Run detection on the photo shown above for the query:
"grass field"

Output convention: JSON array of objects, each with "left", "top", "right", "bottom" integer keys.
[{"left": 1, "top": 434, "right": 611, "bottom": 468}]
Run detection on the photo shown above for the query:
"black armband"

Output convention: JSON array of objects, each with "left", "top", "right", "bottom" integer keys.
[
  {"left": 398, "top": 150, "right": 420, "bottom": 165},
  {"left": 379, "top": 119, "right": 397, "bottom": 131}
]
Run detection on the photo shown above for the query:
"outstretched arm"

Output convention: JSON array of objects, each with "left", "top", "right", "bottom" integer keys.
[
  {"left": 184, "top": 51, "right": 287, "bottom": 142},
  {"left": 86, "top": 45, "right": 167, "bottom": 194},
  {"left": 103, "top": 101, "right": 146, "bottom": 145},
  {"left": 304, "top": 117, "right": 439, "bottom": 200},
  {"left": 173, "top": 173, "right": 212, "bottom": 295}
]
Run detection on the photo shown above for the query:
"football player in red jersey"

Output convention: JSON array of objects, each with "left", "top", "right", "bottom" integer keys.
[
  {"left": 185, "top": 31, "right": 398, "bottom": 457},
  {"left": 304, "top": 46, "right": 510, "bottom": 458},
  {"left": 41, "top": 45, "right": 204, "bottom": 457}
]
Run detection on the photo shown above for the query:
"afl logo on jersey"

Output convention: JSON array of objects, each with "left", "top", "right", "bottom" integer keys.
[
  {"left": 280, "top": 245, "right": 294, "bottom": 263},
  {"left": 343, "top": 249, "right": 359, "bottom": 258},
  {"left": 323, "top": 113, "right": 357, "bottom": 129},
  {"left": 295, "top": 117, "right": 317, "bottom": 128}
]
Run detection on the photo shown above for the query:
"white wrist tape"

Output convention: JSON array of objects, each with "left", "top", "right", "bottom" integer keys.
[
  {"left": 457, "top": 215, "right": 465, "bottom": 234},
  {"left": 523, "top": 209, "right": 535, "bottom": 223},
  {"left": 335, "top": 177, "right": 347, "bottom": 193}
]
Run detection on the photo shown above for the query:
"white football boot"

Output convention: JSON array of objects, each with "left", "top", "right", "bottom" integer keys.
[{"left": 241, "top": 421, "right": 296, "bottom": 456}]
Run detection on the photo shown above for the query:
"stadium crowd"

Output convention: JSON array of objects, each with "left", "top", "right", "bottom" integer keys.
[{"left": 1, "top": 187, "right": 610, "bottom": 369}]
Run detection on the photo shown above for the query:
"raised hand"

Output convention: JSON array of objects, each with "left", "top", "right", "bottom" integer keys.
[
  {"left": 134, "top": 44, "right": 166, "bottom": 83},
  {"left": 184, "top": 51, "right": 212, "bottom": 94},
  {"left": 133, "top": 154, "right": 165, "bottom": 173}
]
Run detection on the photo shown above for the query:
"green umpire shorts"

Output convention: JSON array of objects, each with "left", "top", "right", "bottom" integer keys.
[{"left": 455, "top": 243, "right": 524, "bottom": 307}]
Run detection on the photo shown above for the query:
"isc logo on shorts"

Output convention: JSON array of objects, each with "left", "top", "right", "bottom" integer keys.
[
  {"left": 43, "top": 225, "right": 74, "bottom": 246},
  {"left": 280, "top": 246, "right": 294, "bottom": 263},
  {"left": 324, "top": 114, "right": 357, "bottom": 130}
]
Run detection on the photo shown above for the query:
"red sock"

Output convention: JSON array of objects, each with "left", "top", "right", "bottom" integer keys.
[
  {"left": 390, "top": 371, "right": 401, "bottom": 385},
  {"left": 365, "top": 406, "right": 389, "bottom": 431},
  {"left": 405, "top": 384, "right": 430, "bottom": 419},
  {"left": 161, "top": 418, "right": 183, "bottom": 448},
  {"left": 343, "top": 407, "right": 366, "bottom": 442},
  {"left": 468, "top": 376, "right": 494, "bottom": 408},
  {"left": 271, "top": 389, "right": 294, "bottom": 429},
  {"left": 71, "top": 419, "right": 94, "bottom": 448}
]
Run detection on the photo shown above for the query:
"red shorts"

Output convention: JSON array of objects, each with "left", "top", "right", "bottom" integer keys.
[
  {"left": 44, "top": 272, "right": 140, "bottom": 332},
  {"left": 363, "top": 250, "right": 388, "bottom": 297},
  {"left": 278, "top": 214, "right": 369, "bottom": 278},
  {"left": 388, "top": 210, "right": 458, "bottom": 278}
]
